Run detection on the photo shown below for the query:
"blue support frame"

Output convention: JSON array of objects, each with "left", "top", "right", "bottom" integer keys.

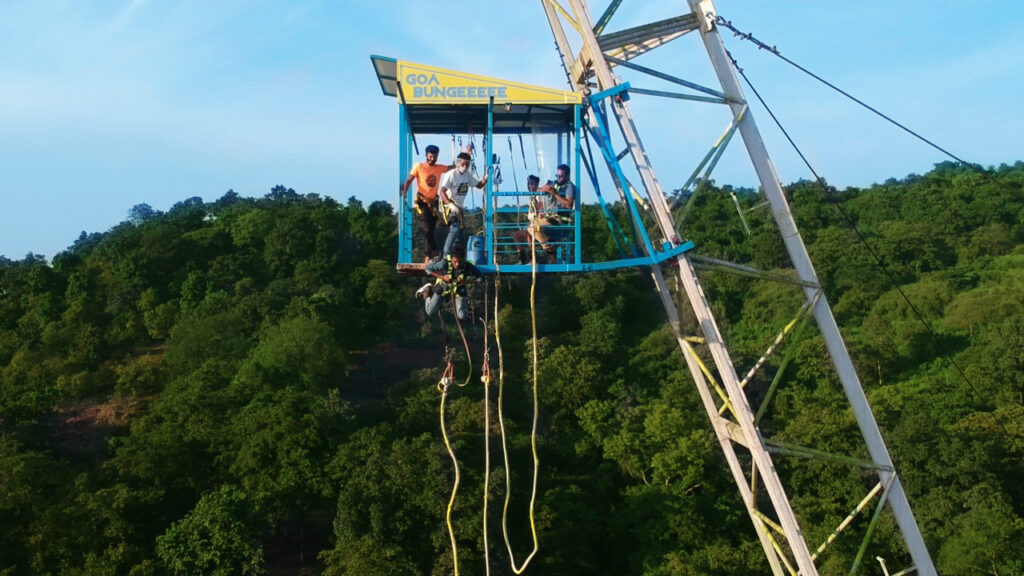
[
  {"left": 574, "top": 102, "right": 583, "bottom": 266},
  {"left": 587, "top": 87, "right": 657, "bottom": 258},
  {"left": 581, "top": 126, "right": 634, "bottom": 259},
  {"left": 398, "top": 103, "right": 413, "bottom": 263},
  {"left": 476, "top": 240, "right": 693, "bottom": 274},
  {"left": 590, "top": 81, "right": 632, "bottom": 103}
]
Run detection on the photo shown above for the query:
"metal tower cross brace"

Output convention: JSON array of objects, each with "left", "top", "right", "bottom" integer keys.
[{"left": 541, "top": 0, "right": 937, "bottom": 574}]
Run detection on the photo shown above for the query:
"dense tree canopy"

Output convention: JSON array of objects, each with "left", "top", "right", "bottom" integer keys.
[{"left": 0, "top": 161, "right": 1021, "bottom": 574}]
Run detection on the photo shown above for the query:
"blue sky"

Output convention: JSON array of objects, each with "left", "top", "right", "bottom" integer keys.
[{"left": 1, "top": 1, "right": 1021, "bottom": 260}]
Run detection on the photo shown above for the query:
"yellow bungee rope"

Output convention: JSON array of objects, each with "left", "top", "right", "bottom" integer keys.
[
  {"left": 495, "top": 217, "right": 541, "bottom": 573},
  {"left": 437, "top": 277, "right": 488, "bottom": 575},
  {"left": 439, "top": 212, "right": 541, "bottom": 574},
  {"left": 480, "top": 281, "right": 492, "bottom": 576},
  {"left": 438, "top": 358, "right": 461, "bottom": 575},
  {"left": 449, "top": 292, "right": 474, "bottom": 387}
]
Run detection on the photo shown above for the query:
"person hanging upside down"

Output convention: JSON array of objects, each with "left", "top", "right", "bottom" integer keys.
[
  {"left": 401, "top": 145, "right": 453, "bottom": 263},
  {"left": 415, "top": 245, "right": 483, "bottom": 320}
]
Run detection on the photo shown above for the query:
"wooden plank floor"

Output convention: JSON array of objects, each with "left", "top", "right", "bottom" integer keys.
[{"left": 395, "top": 262, "right": 427, "bottom": 276}]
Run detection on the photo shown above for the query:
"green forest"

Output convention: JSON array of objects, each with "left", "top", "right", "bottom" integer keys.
[{"left": 1, "top": 162, "right": 1022, "bottom": 575}]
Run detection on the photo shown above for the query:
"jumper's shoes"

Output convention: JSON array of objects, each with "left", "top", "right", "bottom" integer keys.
[{"left": 415, "top": 283, "right": 433, "bottom": 298}]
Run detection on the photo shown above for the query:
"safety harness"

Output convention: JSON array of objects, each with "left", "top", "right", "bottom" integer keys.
[
  {"left": 414, "top": 194, "right": 439, "bottom": 218},
  {"left": 433, "top": 254, "right": 476, "bottom": 297},
  {"left": 539, "top": 180, "right": 574, "bottom": 224}
]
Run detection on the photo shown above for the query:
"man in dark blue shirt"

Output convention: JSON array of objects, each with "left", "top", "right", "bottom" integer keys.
[
  {"left": 514, "top": 164, "right": 576, "bottom": 264},
  {"left": 539, "top": 163, "right": 576, "bottom": 211}
]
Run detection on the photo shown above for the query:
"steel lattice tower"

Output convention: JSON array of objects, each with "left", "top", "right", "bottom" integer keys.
[{"left": 540, "top": 1, "right": 937, "bottom": 574}]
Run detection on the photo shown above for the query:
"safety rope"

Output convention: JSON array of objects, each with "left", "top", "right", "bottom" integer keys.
[
  {"left": 517, "top": 134, "right": 529, "bottom": 176},
  {"left": 495, "top": 221, "right": 541, "bottom": 573},
  {"left": 436, "top": 278, "right": 488, "bottom": 575},
  {"left": 451, "top": 293, "right": 474, "bottom": 388},
  {"left": 440, "top": 135, "right": 466, "bottom": 229},
  {"left": 438, "top": 359, "right": 461, "bottom": 575},
  {"left": 531, "top": 127, "right": 547, "bottom": 180},
  {"left": 509, "top": 136, "right": 522, "bottom": 227},
  {"left": 434, "top": 262, "right": 475, "bottom": 388},
  {"left": 440, "top": 135, "right": 458, "bottom": 228},
  {"left": 480, "top": 280, "right": 493, "bottom": 576},
  {"left": 518, "top": 134, "right": 530, "bottom": 226},
  {"left": 467, "top": 130, "right": 477, "bottom": 174},
  {"left": 437, "top": 306, "right": 453, "bottom": 358},
  {"left": 433, "top": 154, "right": 540, "bottom": 573},
  {"left": 434, "top": 306, "right": 463, "bottom": 576},
  {"left": 713, "top": 15, "right": 967, "bottom": 165},
  {"left": 435, "top": 284, "right": 480, "bottom": 575}
]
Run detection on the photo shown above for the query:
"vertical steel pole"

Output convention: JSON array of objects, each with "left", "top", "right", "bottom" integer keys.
[
  {"left": 399, "top": 102, "right": 412, "bottom": 263},
  {"left": 574, "top": 103, "right": 583, "bottom": 265},
  {"left": 487, "top": 98, "right": 495, "bottom": 265}
]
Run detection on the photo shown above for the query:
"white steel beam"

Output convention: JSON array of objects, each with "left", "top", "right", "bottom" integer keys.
[
  {"left": 596, "top": 14, "right": 699, "bottom": 54},
  {"left": 541, "top": 0, "right": 579, "bottom": 88},
  {"left": 667, "top": 264, "right": 787, "bottom": 576}
]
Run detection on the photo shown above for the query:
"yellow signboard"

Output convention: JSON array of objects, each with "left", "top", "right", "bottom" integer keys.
[{"left": 397, "top": 60, "right": 581, "bottom": 105}]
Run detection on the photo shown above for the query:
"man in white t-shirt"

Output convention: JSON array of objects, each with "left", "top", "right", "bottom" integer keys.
[{"left": 439, "top": 151, "right": 488, "bottom": 255}]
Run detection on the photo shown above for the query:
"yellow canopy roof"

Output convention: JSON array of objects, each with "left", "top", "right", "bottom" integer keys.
[{"left": 371, "top": 56, "right": 581, "bottom": 106}]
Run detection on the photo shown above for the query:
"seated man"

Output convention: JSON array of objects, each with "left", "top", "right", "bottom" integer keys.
[
  {"left": 512, "top": 164, "right": 576, "bottom": 263},
  {"left": 438, "top": 151, "right": 488, "bottom": 256},
  {"left": 415, "top": 245, "right": 483, "bottom": 320}
]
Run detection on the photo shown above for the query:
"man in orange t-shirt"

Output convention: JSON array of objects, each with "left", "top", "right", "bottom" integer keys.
[{"left": 401, "top": 145, "right": 451, "bottom": 261}]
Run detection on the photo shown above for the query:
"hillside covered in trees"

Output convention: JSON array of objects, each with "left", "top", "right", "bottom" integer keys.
[{"left": 1, "top": 162, "right": 1022, "bottom": 575}]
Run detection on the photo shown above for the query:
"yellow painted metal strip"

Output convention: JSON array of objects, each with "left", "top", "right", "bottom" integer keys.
[
  {"left": 722, "top": 291, "right": 820, "bottom": 416},
  {"left": 683, "top": 340, "right": 735, "bottom": 419},
  {"left": 753, "top": 508, "right": 787, "bottom": 537},
  {"left": 811, "top": 481, "right": 884, "bottom": 561},
  {"left": 756, "top": 515, "right": 799, "bottom": 576},
  {"left": 712, "top": 106, "right": 745, "bottom": 148},
  {"left": 545, "top": 0, "right": 581, "bottom": 34},
  {"left": 397, "top": 59, "right": 581, "bottom": 105}
]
